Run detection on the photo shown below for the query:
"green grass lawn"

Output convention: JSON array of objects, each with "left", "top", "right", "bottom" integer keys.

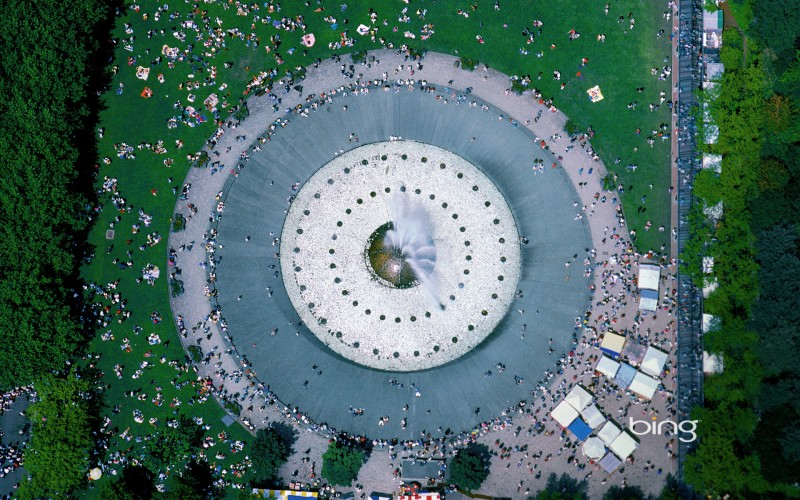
[{"left": 82, "top": 0, "right": 673, "bottom": 493}]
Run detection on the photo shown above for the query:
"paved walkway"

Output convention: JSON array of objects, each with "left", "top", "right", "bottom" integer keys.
[
  {"left": 210, "top": 84, "right": 591, "bottom": 441},
  {"left": 168, "top": 49, "right": 677, "bottom": 497}
]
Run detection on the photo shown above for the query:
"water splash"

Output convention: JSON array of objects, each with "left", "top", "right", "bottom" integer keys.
[{"left": 384, "top": 192, "right": 438, "bottom": 294}]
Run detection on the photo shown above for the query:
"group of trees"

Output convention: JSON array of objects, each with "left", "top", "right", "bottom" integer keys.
[
  {"left": 528, "top": 473, "right": 688, "bottom": 500},
  {"left": 17, "top": 373, "right": 98, "bottom": 499},
  {"left": 0, "top": 0, "right": 117, "bottom": 387},
  {"left": 682, "top": 0, "right": 800, "bottom": 496}
]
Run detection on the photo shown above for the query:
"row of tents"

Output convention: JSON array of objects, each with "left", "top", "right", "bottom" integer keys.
[
  {"left": 597, "top": 338, "right": 668, "bottom": 400},
  {"left": 550, "top": 386, "right": 637, "bottom": 473}
]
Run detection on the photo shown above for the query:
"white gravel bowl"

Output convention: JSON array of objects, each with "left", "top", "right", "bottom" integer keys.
[{"left": 280, "top": 141, "right": 521, "bottom": 371}]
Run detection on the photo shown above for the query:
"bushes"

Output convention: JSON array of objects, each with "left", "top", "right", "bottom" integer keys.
[
  {"left": 459, "top": 57, "right": 478, "bottom": 71},
  {"left": 564, "top": 119, "right": 579, "bottom": 136}
]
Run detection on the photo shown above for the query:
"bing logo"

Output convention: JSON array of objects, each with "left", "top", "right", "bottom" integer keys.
[{"left": 628, "top": 417, "right": 699, "bottom": 443}]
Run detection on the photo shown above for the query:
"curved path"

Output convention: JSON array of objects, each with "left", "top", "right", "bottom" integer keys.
[{"left": 209, "top": 84, "right": 591, "bottom": 439}]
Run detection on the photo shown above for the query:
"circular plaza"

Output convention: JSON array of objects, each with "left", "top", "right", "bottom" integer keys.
[{"left": 206, "top": 81, "right": 592, "bottom": 439}]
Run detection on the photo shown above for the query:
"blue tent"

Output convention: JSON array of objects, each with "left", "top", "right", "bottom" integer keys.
[
  {"left": 615, "top": 363, "right": 637, "bottom": 388},
  {"left": 568, "top": 418, "right": 592, "bottom": 441}
]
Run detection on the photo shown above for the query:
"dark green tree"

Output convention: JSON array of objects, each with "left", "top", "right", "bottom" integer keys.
[
  {"left": 167, "top": 460, "right": 220, "bottom": 500},
  {"left": 750, "top": 0, "right": 800, "bottom": 65},
  {"left": 18, "top": 374, "right": 95, "bottom": 499},
  {"left": 143, "top": 415, "right": 203, "bottom": 473},
  {"left": 656, "top": 474, "right": 699, "bottom": 500},
  {"left": 535, "top": 473, "right": 588, "bottom": 500},
  {"left": 0, "top": 0, "right": 116, "bottom": 390},
  {"left": 602, "top": 485, "right": 650, "bottom": 500},
  {"left": 321, "top": 442, "right": 364, "bottom": 486},
  {"left": 251, "top": 427, "right": 290, "bottom": 484},
  {"left": 447, "top": 443, "right": 491, "bottom": 492}
]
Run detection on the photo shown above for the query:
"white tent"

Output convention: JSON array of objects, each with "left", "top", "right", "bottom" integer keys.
[
  {"left": 583, "top": 437, "right": 606, "bottom": 460},
  {"left": 596, "top": 355, "right": 620, "bottom": 378},
  {"left": 550, "top": 400, "right": 579, "bottom": 428},
  {"left": 639, "top": 288, "right": 659, "bottom": 311},
  {"left": 629, "top": 371, "right": 659, "bottom": 399},
  {"left": 638, "top": 264, "right": 660, "bottom": 291},
  {"left": 702, "top": 277, "right": 718, "bottom": 298},
  {"left": 580, "top": 404, "right": 606, "bottom": 429},
  {"left": 640, "top": 346, "right": 668, "bottom": 377},
  {"left": 702, "top": 153, "right": 722, "bottom": 172},
  {"left": 703, "top": 351, "right": 724, "bottom": 374},
  {"left": 597, "top": 420, "right": 622, "bottom": 446},
  {"left": 598, "top": 452, "right": 622, "bottom": 473},
  {"left": 610, "top": 430, "right": 638, "bottom": 459},
  {"left": 565, "top": 385, "right": 592, "bottom": 412},
  {"left": 702, "top": 314, "right": 718, "bottom": 333}
]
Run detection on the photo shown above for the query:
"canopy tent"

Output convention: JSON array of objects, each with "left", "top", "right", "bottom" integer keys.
[
  {"left": 399, "top": 494, "right": 440, "bottom": 500},
  {"left": 705, "top": 63, "right": 724, "bottom": 82},
  {"left": 597, "top": 420, "right": 622, "bottom": 446},
  {"left": 703, "top": 153, "right": 722, "bottom": 172},
  {"left": 702, "top": 277, "right": 718, "bottom": 298},
  {"left": 568, "top": 418, "right": 592, "bottom": 441},
  {"left": 638, "top": 264, "right": 661, "bottom": 291},
  {"left": 615, "top": 363, "right": 637, "bottom": 388},
  {"left": 580, "top": 404, "right": 606, "bottom": 429},
  {"left": 583, "top": 437, "right": 606, "bottom": 460},
  {"left": 703, "top": 351, "right": 724, "bottom": 374},
  {"left": 703, "top": 8, "right": 723, "bottom": 31},
  {"left": 702, "top": 313, "right": 718, "bottom": 333},
  {"left": 641, "top": 346, "right": 668, "bottom": 377},
  {"left": 622, "top": 341, "right": 646, "bottom": 364},
  {"left": 596, "top": 356, "right": 620, "bottom": 378},
  {"left": 565, "top": 385, "right": 592, "bottom": 412},
  {"left": 598, "top": 452, "right": 623, "bottom": 473},
  {"left": 600, "top": 332, "right": 626, "bottom": 358},
  {"left": 629, "top": 372, "right": 659, "bottom": 399},
  {"left": 610, "top": 430, "right": 638, "bottom": 459},
  {"left": 551, "top": 400, "right": 579, "bottom": 427},
  {"left": 639, "top": 288, "right": 659, "bottom": 311}
]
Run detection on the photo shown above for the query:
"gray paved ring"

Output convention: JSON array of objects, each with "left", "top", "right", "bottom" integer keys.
[{"left": 212, "top": 86, "right": 592, "bottom": 440}]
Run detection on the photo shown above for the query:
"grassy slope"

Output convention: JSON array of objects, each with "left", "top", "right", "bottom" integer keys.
[{"left": 82, "top": 0, "right": 672, "bottom": 493}]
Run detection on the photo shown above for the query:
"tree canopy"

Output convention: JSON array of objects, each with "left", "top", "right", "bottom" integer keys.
[
  {"left": 535, "top": 473, "right": 588, "bottom": 500},
  {"left": 18, "top": 374, "right": 95, "bottom": 499},
  {"left": 143, "top": 415, "right": 204, "bottom": 473},
  {"left": 320, "top": 441, "right": 364, "bottom": 487},
  {"left": 0, "top": 0, "right": 115, "bottom": 388},
  {"left": 447, "top": 444, "right": 491, "bottom": 492},
  {"left": 251, "top": 427, "right": 291, "bottom": 484}
]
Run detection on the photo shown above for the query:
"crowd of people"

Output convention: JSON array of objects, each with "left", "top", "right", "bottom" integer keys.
[{"left": 42, "top": 0, "right": 684, "bottom": 496}]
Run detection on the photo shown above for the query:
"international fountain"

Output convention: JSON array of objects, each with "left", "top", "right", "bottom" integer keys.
[{"left": 367, "top": 192, "right": 437, "bottom": 297}]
